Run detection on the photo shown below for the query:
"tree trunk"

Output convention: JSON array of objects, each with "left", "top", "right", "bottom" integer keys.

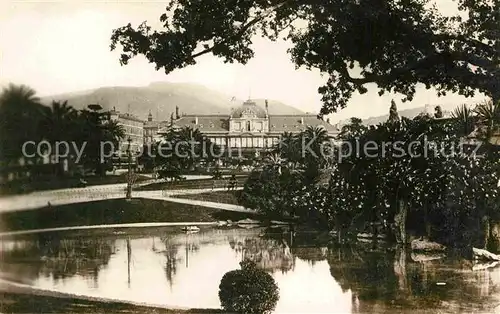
[
  {"left": 424, "top": 202, "right": 431, "bottom": 239},
  {"left": 335, "top": 220, "right": 342, "bottom": 245},
  {"left": 482, "top": 215, "right": 491, "bottom": 250},
  {"left": 393, "top": 245, "right": 409, "bottom": 296},
  {"left": 394, "top": 199, "right": 408, "bottom": 245},
  {"left": 372, "top": 222, "right": 378, "bottom": 248},
  {"left": 489, "top": 220, "right": 500, "bottom": 253}
]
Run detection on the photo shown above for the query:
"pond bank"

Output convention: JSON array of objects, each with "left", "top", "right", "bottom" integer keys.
[
  {"left": 0, "top": 198, "right": 260, "bottom": 233},
  {"left": 0, "top": 279, "right": 221, "bottom": 313}
]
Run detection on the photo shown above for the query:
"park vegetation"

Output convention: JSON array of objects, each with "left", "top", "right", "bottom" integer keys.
[
  {"left": 149, "top": 126, "right": 220, "bottom": 181},
  {"left": 219, "top": 259, "right": 279, "bottom": 314},
  {"left": 110, "top": 0, "right": 499, "bottom": 117},
  {"left": 109, "top": 0, "right": 500, "bottom": 253},
  {"left": 239, "top": 100, "right": 500, "bottom": 254},
  {"left": 0, "top": 84, "right": 125, "bottom": 179}
]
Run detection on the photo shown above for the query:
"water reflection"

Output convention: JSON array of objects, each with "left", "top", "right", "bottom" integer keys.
[
  {"left": 0, "top": 233, "right": 115, "bottom": 287},
  {"left": 0, "top": 228, "right": 499, "bottom": 313},
  {"left": 230, "top": 237, "right": 294, "bottom": 273}
]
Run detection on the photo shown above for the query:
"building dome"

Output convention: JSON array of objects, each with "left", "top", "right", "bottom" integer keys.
[{"left": 231, "top": 100, "right": 267, "bottom": 119}]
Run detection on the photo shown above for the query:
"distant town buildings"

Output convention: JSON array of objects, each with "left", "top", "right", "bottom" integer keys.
[
  {"left": 109, "top": 108, "right": 144, "bottom": 154},
  {"left": 143, "top": 111, "right": 163, "bottom": 145}
]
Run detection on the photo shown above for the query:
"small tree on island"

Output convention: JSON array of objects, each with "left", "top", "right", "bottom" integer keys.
[{"left": 219, "top": 260, "right": 279, "bottom": 314}]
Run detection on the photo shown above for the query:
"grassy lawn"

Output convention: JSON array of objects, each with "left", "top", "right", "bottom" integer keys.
[
  {"left": 0, "top": 198, "right": 260, "bottom": 232},
  {"left": 173, "top": 190, "right": 242, "bottom": 206},
  {"left": 0, "top": 173, "right": 151, "bottom": 196},
  {"left": 0, "top": 291, "right": 221, "bottom": 314},
  {"left": 136, "top": 176, "right": 247, "bottom": 191}
]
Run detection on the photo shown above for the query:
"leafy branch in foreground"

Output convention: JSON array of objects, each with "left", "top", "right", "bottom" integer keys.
[{"left": 111, "top": 0, "right": 499, "bottom": 116}]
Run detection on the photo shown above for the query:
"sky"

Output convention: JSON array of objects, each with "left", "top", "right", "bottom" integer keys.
[{"left": 0, "top": 0, "right": 488, "bottom": 122}]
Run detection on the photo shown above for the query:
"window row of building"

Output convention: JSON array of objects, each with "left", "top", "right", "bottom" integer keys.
[{"left": 207, "top": 136, "right": 280, "bottom": 148}]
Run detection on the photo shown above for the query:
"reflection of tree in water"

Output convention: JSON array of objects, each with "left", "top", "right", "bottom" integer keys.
[
  {"left": 254, "top": 228, "right": 328, "bottom": 265},
  {"left": 292, "top": 247, "right": 328, "bottom": 265},
  {"left": 0, "top": 233, "right": 115, "bottom": 284},
  {"left": 326, "top": 247, "right": 500, "bottom": 313},
  {"left": 327, "top": 247, "right": 399, "bottom": 301},
  {"left": 229, "top": 237, "right": 295, "bottom": 273},
  {"left": 262, "top": 229, "right": 329, "bottom": 266},
  {"left": 161, "top": 237, "right": 180, "bottom": 289},
  {"left": 160, "top": 236, "right": 200, "bottom": 289}
]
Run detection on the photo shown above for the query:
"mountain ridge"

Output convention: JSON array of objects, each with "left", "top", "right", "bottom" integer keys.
[{"left": 40, "top": 82, "right": 306, "bottom": 120}]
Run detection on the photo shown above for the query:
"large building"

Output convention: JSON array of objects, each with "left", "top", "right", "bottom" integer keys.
[
  {"left": 109, "top": 109, "right": 144, "bottom": 154},
  {"left": 153, "top": 99, "right": 340, "bottom": 156}
]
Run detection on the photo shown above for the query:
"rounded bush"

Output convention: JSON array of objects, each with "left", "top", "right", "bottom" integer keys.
[{"left": 218, "top": 259, "right": 279, "bottom": 314}]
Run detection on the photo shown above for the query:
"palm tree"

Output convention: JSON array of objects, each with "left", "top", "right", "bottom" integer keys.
[
  {"left": 0, "top": 84, "right": 45, "bottom": 164},
  {"left": 102, "top": 119, "right": 125, "bottom": 171},
  {"left": 265, "top": 152, "right": 284, "bottom": 174},
  {"left": 452, "top": 104, "right": 474, "bottom": 137},
  {"left": 38, "top": 100, "right": 80, "bottom": 175},
  {"left": 157, "top": 126, "right": 217, "bottom": 179},
  {"left": 299, "top": 126, "right": 330, "bottom": 183},
  {"left": 41, "top": 100, "right": 78, "bottom": 143},
  {"left": 474, "top": 100, "right": 500, "bottom": 141},
  {"left": 274, "top": 132, "right": 297, "bottom": 169},
  {"left": 73, "top": 109, "right": 126, "bottom": 176},
  {"left": 102, "top": 120, "right": 125, "bottom": 144},
  {"left": 301, "top": 126, "right": 329, "bottom": 161},
  {"left": 0, "top": 84, "right": 40, "bottom": 104}
]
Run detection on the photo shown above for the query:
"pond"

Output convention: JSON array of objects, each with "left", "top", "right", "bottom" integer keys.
[{"left": 0, "top": 226, "right": 499, "bottom": 313}]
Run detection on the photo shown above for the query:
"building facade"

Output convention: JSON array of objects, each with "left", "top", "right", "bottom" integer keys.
[
  {"left": 144, "top": 111, "right": 165, "bottom": 145},
  {"left": 109, "top": 109, "right": 144, "bottom": 154},
  {"left": 155, "top": 100, "right": 340, "bottom": 156}
]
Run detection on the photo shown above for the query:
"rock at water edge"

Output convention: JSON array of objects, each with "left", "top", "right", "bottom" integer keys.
[{"left": 411, "top": 239, "right": 446, "bottom": 252}]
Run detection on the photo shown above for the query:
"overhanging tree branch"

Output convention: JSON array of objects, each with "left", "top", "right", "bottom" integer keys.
[
  {"left": 189, "top": 1, "right": 290, "bottom": 60},
  {"left": 337, "top": 50, "right": 497, "bottom": 93},
  {"left": 338, "top": 52, "right": 444, "bottom": 85}
]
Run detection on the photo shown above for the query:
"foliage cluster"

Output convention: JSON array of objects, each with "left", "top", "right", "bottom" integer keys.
[
  {"left": 218, "top": 259, "right": 279, "bottom": 314},
  {"left": 0, "top": 84, "right": 125, "bottom": 176},
  {"left": 242, "top": 100, "right": 500, "bottom": 249},
  {"left": 110, "top": 0, "right": 500, "bottom": 116},
  {"left": 147, "top": 126, "right": 219, "bottom": 181}
]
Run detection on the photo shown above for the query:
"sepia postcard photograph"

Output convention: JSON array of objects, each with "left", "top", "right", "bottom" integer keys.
[{"left": 0, "top": 0, "right": 499, "bottom": 313}]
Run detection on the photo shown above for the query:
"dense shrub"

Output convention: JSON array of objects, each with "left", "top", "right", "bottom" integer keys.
[
  {"left": 238, "top": 168, "right": 285, "bottom": 217},
  {"left": 218, "top": 259, "right": 279, "bottom": 314}
]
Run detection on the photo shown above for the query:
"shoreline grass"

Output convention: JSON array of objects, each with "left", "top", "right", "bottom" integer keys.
[
  {"left": 0, "top": 290, "right": 222, "bottom": 314},
  {"left": 172, "top": 190, "right": 242, "bottom": 206},
  {"left": 0, "top": 198, "right": 259, "bottom": 233}
]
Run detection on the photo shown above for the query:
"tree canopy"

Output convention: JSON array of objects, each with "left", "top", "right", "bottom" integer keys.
[
  {"left": 0, "top": 84, "right": 125, "bottom": 176},
  {"left": 155, "top": 126, "right": 219, "bottom": 180},
  {"left": 0, "top": 84, "right": 46, "bottom": 164},
  {"left": 111, "top": 0, "right": 499, "bottom": 116},
  {"left": 219, "top": 259, "right": 279, "bottom": 314}
]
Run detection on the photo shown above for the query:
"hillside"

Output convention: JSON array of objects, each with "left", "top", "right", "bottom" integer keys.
[{"left": 40, "top": 82, "right": 305, "bottom": 120}]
